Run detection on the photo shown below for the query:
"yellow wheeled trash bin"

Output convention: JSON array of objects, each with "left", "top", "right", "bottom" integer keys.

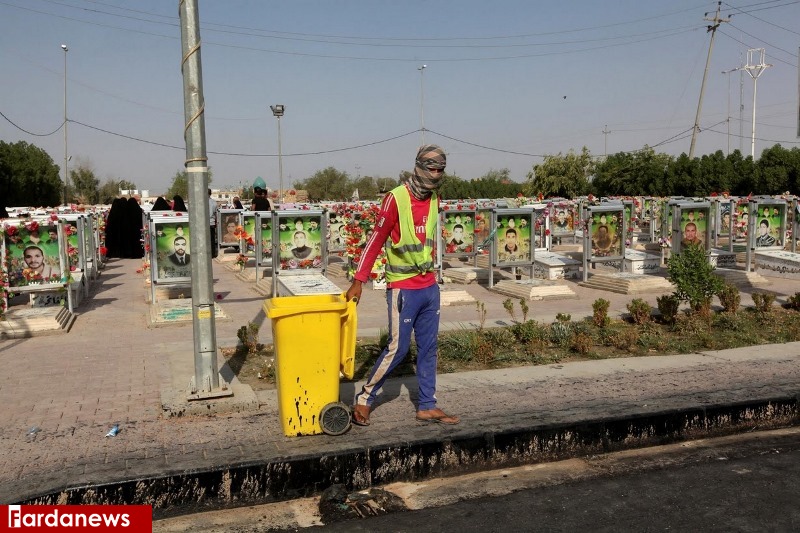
[{"left": 264, "top": 293, "right": 357, "bottom": 436}]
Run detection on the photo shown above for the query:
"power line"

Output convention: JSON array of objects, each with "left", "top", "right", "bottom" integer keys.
[
  {"left": 723, "top": 0, "right": 800, "bottom": 35},
  {"left": 74, "top": 0, "right": 705, "bottom": 43},
  {"left": 0, "top": 1, "right": 700, "bottom": 62},
  {"left": 0, "top": 110, "right": 64, "bottom": 136}
]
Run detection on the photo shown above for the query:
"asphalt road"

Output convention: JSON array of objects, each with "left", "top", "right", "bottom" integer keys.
[{"left": 154, "top": 427, "right": 800, "bottom": 532}]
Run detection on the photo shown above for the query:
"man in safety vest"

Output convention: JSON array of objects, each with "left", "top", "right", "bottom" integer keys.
[{"left": 346, "top": 145, "right": 460, "bottom": 427}]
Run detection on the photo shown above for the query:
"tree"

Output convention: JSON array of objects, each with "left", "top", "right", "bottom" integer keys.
[
  {"left": 70, "top": 163, "right": 100, "bottom": 204},
  {"left": 0, "top": 140, "right": 62, "bottom": 207},
  {"left": 98, "top": 178, "right": 137, "bottom": 204},
  {"left": 165, "top": 169, "right": 213, "bottom": 200},
  {"left": 524, "top": 147, "right": 593, "bottom": 199},
  {"left": 593, "top": 147, "right": 672, "bottom": 197},
  {"left": 351, "top": 175, "right": 380, "bottom": 200},
  {"left": 295, "top": 167, "right": 350, "bottom": 201}
]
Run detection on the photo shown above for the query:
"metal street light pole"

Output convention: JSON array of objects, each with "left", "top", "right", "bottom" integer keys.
[
  {"left": 270, "top": 105, "right": 285, "bottom": 203},
  {"left": 743, "top": 48, "right": 772, "bottom": 159},
  {"left": 721, "top": 67, "right": 741, "bottom": 156},
  {"left": 418, "top": 64, "right": 426, "bottom": 144},
  {"left": 61, "top": 44, "right": 68, "bottom": 205}
]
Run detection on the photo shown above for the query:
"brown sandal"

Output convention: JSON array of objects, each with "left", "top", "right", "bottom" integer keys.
[
  {"left": 416, "top": 408, "right": 460, "bottom": 425},
  {"left": 352, "top": 405, "right": 371, "bottom": 426}
]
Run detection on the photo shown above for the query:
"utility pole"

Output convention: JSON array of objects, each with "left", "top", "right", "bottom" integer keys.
[
  {"left": 602, "top": 125, "right": 611, "bottom": 158},
  {"left": 418, "top": 64, "right": 427, "bottom": 144},
  {"left": 179, "top": 0, "right": 228, "bottom": 400},
  {"left": 688, "top": 1, "right": 729, "bottom": 159}
]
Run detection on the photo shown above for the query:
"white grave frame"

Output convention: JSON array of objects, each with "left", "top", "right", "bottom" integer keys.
[{"left": 147, "top": 213, "right": 191, "bottom": 303}]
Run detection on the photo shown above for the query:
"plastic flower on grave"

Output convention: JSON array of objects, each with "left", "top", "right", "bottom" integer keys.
[
  {"left": 4, "top": 225, "right": 17, "bottom": 237},
  {"left": 545, "top": 229, "right": 551, "bottom": 236},
  {"left": 25, "top": 220, "right": 39, "bottom": 232},
  {"left": 50, "top": 213, "right": 59, "bottom": 221}
]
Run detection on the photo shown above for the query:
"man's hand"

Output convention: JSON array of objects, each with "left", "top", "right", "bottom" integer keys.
[{"left": 345, "top": 280, "right": 363, "bottom": 304}]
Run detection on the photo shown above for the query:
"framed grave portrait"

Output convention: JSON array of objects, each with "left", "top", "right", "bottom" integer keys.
[
  {"left": 327, "top": 210, "right": 346, "bottom": 253},
  {"left": 273, "top": 211, "right": 325, "bottom": 271},
  {"left": 550, "top": 204, "right": 575, "bottom": 237},
  {"left": 218, "top": 209, "right": 242, "bottom": 248},
  {"left": 2, "top": 220, "right": 65, "bottom": 287},
  {"left": 241, "top": 213, "right": 257, "bottom": 256},
  {"left": 716, "top": 200, "right": 733, "bottom": 238},
  {"left": 734, "top": 202, "right": 749, "bottom": 242},
  {"left": 151, "top": 218, "right": 191, "bottom": 281},
  {"left": 441, "top": 209, "right": 476, "bottom": 257},
  {"left": 256, "top": 212, "right": 273, "bottom": 267},
  {"left": 588, "top": 208, "right": 624, "bottom": 259},
  {"left": 671, "top": 202, "right": 711, "bottom": 252},
  {"left": 492, "top": 209, "right": 533, "bottom": 266},
  {"left": 752, "top": 201, "right": 785, "bottom": 249},
  {"left": 531, "top": 206, "right": 548, "bottom": 250},
  {"left": 473, "top": 209, "right": 492, "bottom": 252}
]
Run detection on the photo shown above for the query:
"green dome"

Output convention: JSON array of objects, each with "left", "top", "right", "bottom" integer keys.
[{"left": 253, "top": 176, "right": 266, "bottom": 189}]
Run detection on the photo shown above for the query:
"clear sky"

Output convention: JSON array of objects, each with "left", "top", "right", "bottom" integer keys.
[{"left": 1, "top": 0, "right": 798, "bottom": 195}]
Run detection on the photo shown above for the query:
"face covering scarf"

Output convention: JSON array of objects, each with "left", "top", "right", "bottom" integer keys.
[{"left": 406, "top": 144, "right": 446, "bottom": 200}]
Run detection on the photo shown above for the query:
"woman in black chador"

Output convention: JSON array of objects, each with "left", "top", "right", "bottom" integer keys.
[
  {"left": 121, "top": 197, "right": 144, "bottom": 259},
  {"left": 151, "top": 196, "right": 171, "bottom": 211},
  {"left": 104, "top": 197, "right": 127, "bottom": 258},
  {"left": 172, "top": 195, "right": 188, "bottom": 212}
]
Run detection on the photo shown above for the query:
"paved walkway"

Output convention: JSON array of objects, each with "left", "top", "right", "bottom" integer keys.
[{"left": 1, "top": 256, "right": 799, "bottom": 508}]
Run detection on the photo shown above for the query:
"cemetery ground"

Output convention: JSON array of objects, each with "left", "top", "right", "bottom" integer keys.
[{"left": 222, "top": 290, "right": 800, "bottom": 392}]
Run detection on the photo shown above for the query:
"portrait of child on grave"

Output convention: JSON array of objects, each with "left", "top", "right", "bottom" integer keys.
[
  {"left": 590, "top": 212, "right": 622, "bottom": 258},
  {"left": 4, "top": 223, "right": 63, "bottom": 287},
  {"left": 155, "top": 223, "right": 191, "bottom": 279},
  {"left": 221, "top": 215, "right": 240, "bottom": 245},
  {"left": 496, "top": 215, "right": 531, "bottom": 263},
  {"left": 277, "top": 216, "right": 322, "bottom": 270},
  {"left": 443, "top": 212, "right": 475, "bottom": 255}
]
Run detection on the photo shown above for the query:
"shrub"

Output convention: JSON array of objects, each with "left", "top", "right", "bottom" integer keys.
[
  {"left": 503, "top": 298, "right": 517, "bottom": 322},
  {"left": 511, "top": 320, "right": 548, "bottom": 344},
  {"left": 667, "top": 243, "right": 725, "bottom": 311},
  {"left": 520, "top": 298, "right": 530, "bottom": 322},
  {"left": 603, "top": 327, "right": 640, "bottom": 351},
  {"left": 476, "top": 301, "right": 487, "bottom": 331},
  {"left": 549, "top": 322, "right": 573, "bottom": 347},
  {"left": 718, "top": 283, "right": 740, "bottom": 313},
  {"left": 592, "top": 298, "right": 610, "bottom": 328},
  {"left": 438, "top": 330, "right": 477, "bottom": 362},
  {"left": 786, "top": 292, "right": 800, "bottom": 310},
  {"left": 571, "top": 331, "right": 594, "bottom": 354},
  {"left": 481, "top": 327, "right": 517, "bottom": 349},
  {"left": 236, "top": 322, "right": 260, "bottom": 354},
  {"left": 657, "top": 294, "right": 680, "bottom": 325},
  {"left": 626, "top": 298, "right": 651, "bottom": 325},
  {"left": 752, "top": 292, "right": 775, "bottom": 314},
  {"left": 556, "top": 312, "right": 571, "bottom": 323}
]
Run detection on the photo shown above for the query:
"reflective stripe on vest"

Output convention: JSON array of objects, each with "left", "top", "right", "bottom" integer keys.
[{"left": 384, "top": 185, "right": 438, "bottom": 282}]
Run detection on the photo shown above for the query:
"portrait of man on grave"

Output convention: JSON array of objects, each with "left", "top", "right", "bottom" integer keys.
[
  {"left": 277, "top": 216, "right": 322, "bottom": 270},
  {"left": 4, "top": 224, "right": 62, "bottom": 287},
  {"left": 496, "top": 215, "right": 531, "bottom": 263},
  {"left": 590, "top": 212, "right": 622, "bottom": 258},
  {"left": 155, "top": 223, "right": 191, "bottom": 279}
]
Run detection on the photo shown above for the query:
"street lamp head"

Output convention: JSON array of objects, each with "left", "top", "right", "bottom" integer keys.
[
  {"left": 61, "top": 44, "right": 68, "bottom": 51},
  {"left": 419, "top": 64, "right": 427, "bottom": 71},
  {"left": 270, "top": 105, "right": 285, "bottom": 117}
]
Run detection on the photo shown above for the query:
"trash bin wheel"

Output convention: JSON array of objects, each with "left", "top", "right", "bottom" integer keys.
[{"left": 320, "top": 402, "right": 351, "bottom": 436}]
